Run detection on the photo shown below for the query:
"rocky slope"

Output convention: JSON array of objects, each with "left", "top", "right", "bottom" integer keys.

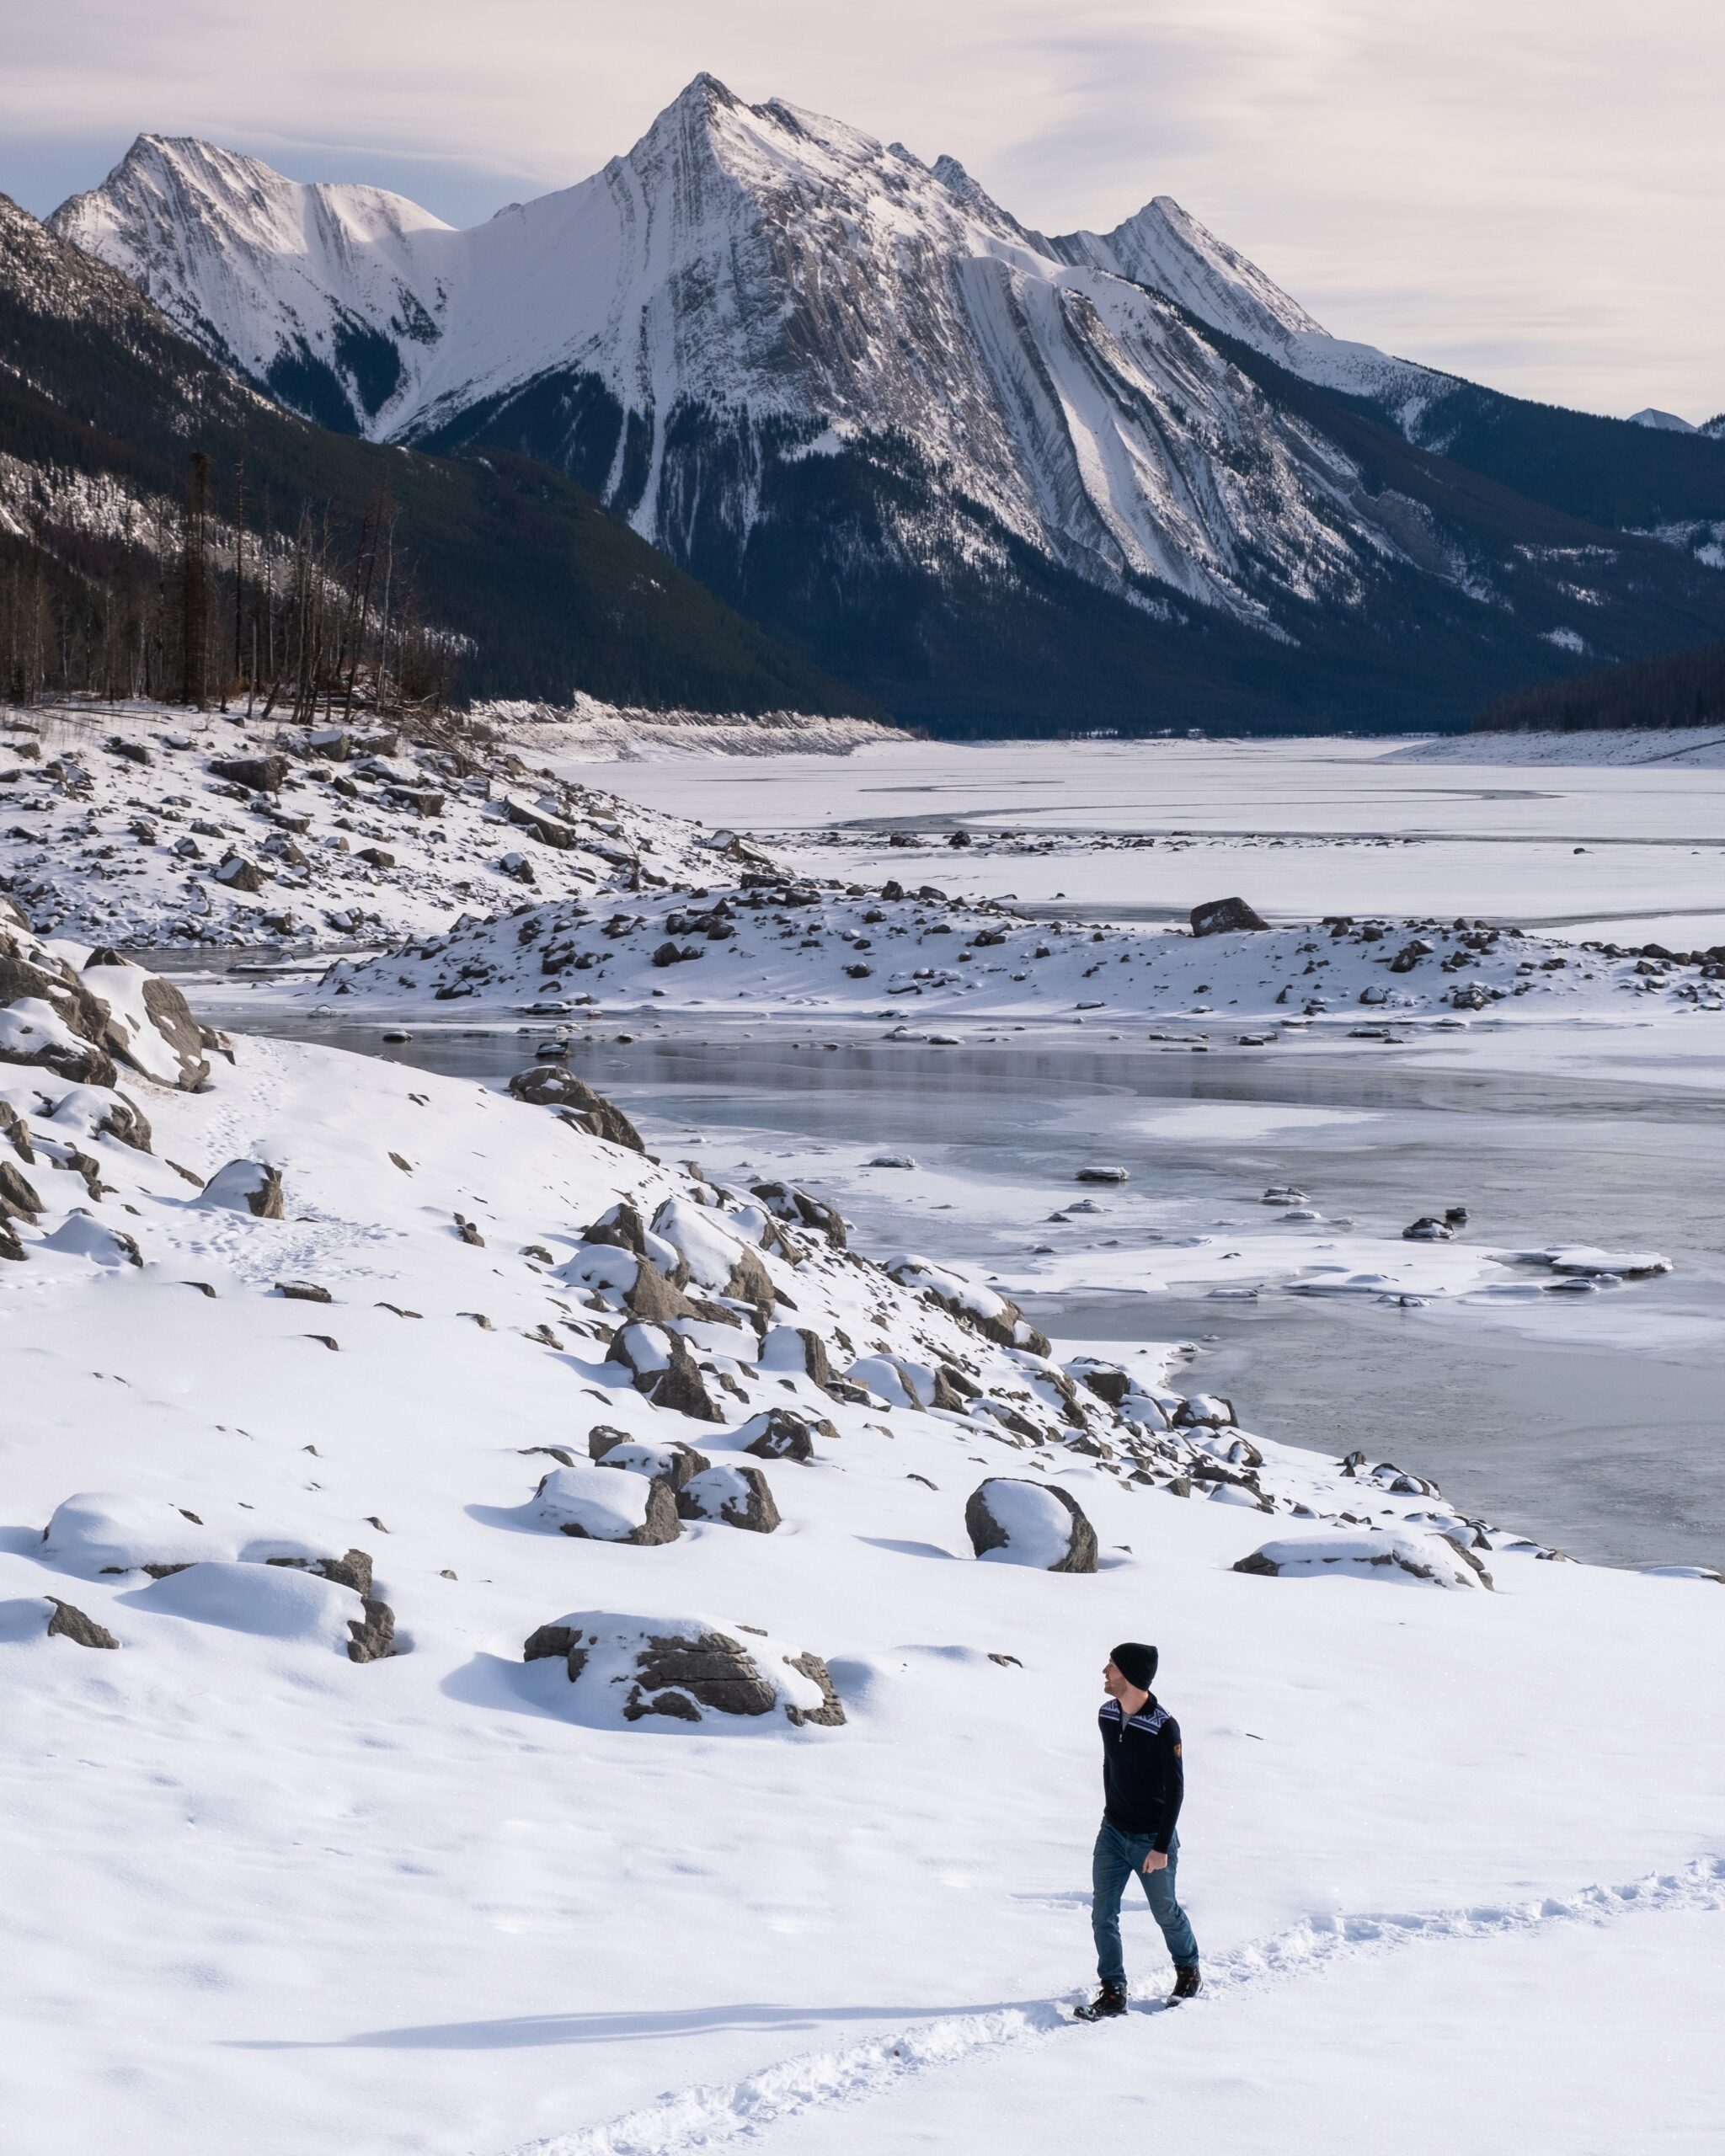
[
  {"left": 0, "top": 701, "right": 720, "bottom": 947},
  {"left": 4, "top": 910, "right": 1721, "bottom": 2156}
]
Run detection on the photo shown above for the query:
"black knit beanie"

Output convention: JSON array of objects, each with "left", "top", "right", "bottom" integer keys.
[{"left": 1110, "top": 1641, "right": 1159, "bottom": 1690}]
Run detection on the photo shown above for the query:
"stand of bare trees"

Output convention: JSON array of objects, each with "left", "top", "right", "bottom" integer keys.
[{"left": 2, "top": 450, "right": 456, "bottom": 718}]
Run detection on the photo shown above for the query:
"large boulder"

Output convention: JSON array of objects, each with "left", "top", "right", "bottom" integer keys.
[
  {"left": 531, "top": 1462, "right": 681, "bottom": 1545},
  {"left": 1190, "top": 896, "right": 1270, "bottom": 937},
  {"left": 588, "top": 1428, "right": 712, "bottom": 1491},
  {"left": 737, "top": 1408, "right": 833, "bottom": 1464},
  {"left": 884, "top": 1256, "right": 1052, "bottom": 1358},
  {"left": 521, "top": 1610, "right": 844, "bottom": 1728},
  {"left": 79, "top": 958, "right": 211, "bottom": 1089},
  {"left": 40, "top": 1214, "right": 142, "bottom": 1268},
  {"left": 199, "top": 1161, "right": 284, "bottom": 1218},
  {"left": 677, "top": 1463, "right": 781, "bottom": 1534},
  {"left": 964, "top": 1478, "right": 1098, "bottom": 1573},
  {"left": 749, "top": 1180, "right": 847, "bottom": 1248},
  {"left": 209, "top": 753, "right": 287, "bottom": 793},
  {"left": 606, "top": 1323, "right": 724, "bottom": 1422},
  {"left": 0, "top": 926, "right": 119, "bottom": 1086},
  {"left": 1233, "top": 1529, "right": 1493, "bottom": 1589},
  {"left": 507, "top": 1067, "right": 644, "bottom": 1151}
]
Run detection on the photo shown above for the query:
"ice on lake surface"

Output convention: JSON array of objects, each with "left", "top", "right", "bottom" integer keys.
[{"left": 227, "top": 1016, "right": 1725, "bottom": 1572}]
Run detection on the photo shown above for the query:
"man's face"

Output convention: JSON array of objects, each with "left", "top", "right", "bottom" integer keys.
[{"left": 1103, "top": 1659, "right": 1129, "bottom": 1698}]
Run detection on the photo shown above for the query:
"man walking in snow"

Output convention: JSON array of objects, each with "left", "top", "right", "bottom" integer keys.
[{"left": 1076, "top": 1641, "right": 1201, "bottom": 2019}]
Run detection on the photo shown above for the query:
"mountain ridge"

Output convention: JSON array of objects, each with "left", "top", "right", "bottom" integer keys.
[{"left": 40, "top": 76, "right": 1725, "bottom": 732}]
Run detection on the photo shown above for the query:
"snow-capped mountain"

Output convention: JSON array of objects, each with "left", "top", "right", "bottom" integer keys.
[
  {"left": 51, "top": 76, "right": 1725, "bottom": 733},
  {"left": 55, "top": 82, "right": 1424, "bottom": 630}
]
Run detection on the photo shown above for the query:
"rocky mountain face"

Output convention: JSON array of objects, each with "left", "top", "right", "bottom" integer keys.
[
  {"left": 50, "top": 76, "right": 1725, "bottom": 733},
  {"left": 0, "top": 189, "right": 868, "bottom": 716}
]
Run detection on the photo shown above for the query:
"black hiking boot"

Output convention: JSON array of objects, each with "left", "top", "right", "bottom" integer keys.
[
  {"left": 1168, "top": 1965, "right": 1203, "bottom": 2004},
  {"left": 1074, "top": 1982, "right": 1129, "bottom": 2021}
]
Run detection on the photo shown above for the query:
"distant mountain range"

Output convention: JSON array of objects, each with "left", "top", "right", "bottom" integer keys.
[{"left": 22, "top": 74, "right": 1725, "bottom": 731}]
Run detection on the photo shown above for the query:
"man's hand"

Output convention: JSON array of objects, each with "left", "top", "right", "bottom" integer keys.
[{"left": 1142, "top": 1850, "right": 1168, "bottom": 1875}]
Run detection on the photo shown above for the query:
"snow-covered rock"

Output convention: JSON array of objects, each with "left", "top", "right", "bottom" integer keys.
[
  {"left": 198, "top": 1160, "right": 283, "bottom": 1218},
  {"left": 678, "top": 1464, "right": 782, "bottom": 1534},
  {"left": 965, "top": 1479, "right": 1098, "bottom": 1572},
  {"left": 0, "top": 1595, "right": 120, "bottom": 1650},
  {"left": 530, "top": 1463, "right": 681, "bottom": 1546},
  {"left": 41, "top": 1491, "right": 233, "bottom": 1577},
  {"left": 120, "top": 1560, "right": 372, "bottom": 1647},
  {"left": 1234, "top": 1529, "right": 1493, "bottom": 1589},
  {"left": 521, "top": 1611, "right": 844, "bottom": 1729}
]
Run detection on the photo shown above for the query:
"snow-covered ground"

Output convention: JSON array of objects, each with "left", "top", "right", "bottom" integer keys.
[
  {"left": 6, "top": 728, "right": 1725, "bottom": 2154},
  {"left": 0, "top": 701, "right": 717, "bottom": 947},
  {"left": 1386, "top": 726, "right": 1725, "bottom": 767}
]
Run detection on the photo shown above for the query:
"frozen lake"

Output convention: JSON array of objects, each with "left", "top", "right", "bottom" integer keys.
[
  {"left": 219, "top": 1011, "right": 1725, "bottom": 1573},
  {"left": 562, "top": 734, "right": 1725, "bottom": 942}
]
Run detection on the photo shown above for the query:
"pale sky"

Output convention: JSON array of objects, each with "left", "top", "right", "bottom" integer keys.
[{"left": 3, "top": 0, "right": 1720, "bottom": 422}]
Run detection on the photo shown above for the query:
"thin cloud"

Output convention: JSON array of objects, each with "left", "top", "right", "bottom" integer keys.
[{"left": 2, "top": 0, "right": 1719, "bottom": 419}]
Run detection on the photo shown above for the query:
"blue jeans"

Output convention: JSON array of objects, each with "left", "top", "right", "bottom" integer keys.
[{"left": 1092, "top": 1819, "right": 1199, "bottom": 1985}]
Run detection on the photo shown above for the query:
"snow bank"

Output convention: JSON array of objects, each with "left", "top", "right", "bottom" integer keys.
[{"left": 120, "top": 1559, "right": 365, "bottom": 1646}]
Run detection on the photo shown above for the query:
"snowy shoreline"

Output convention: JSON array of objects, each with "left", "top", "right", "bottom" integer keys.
[{"left": 4, "top": 719, "right": 1724, "bottom": 2154}]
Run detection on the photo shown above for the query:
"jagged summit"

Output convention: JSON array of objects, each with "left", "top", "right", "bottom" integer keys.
[{"left": 42, "top": 77, "right": 1725, "bottom": 733}]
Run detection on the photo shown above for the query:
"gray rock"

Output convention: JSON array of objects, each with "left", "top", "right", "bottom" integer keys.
[
  {"left": 608, "top": 1326, "right": 724, "bottom": 1422},
  {"left": 200, "top": 1161, "right": 285, "bottom": 1219},
  {"left": 208, "top": 753, "right": 287, "bottom": 793},
  {"left": 750, "top": 1180, "right": 847, "bottom": 1248},
  {"left": 964, "top": 1478, "right": 1098, "bottom": 1572},
  {"left": 1402, "top": 1215, "right": 1455, "bottom": 1241},
  {"left": 589, "top": 1428, "right": 712, "bottom": 1490},
  {"left": 678, "top": 1463, "right": 782, "bottom": 1533},
  {"left": 739, "top": 1408, "right": 834, "bottom": 1463},
  {"left": 623, "top": 1257, "right": 698, "bottom": 1325},
  {"left": 275, "top": 1280, "right": 333, "bottom": 1304},
  {"left": 508, "top": 1066, "right": 644, "bottom": 1151},
  {"left": 45, "top": 1597, "right": 119, "bottom": 1649},
  {"left": 1190, "top": 896, "right": 1270, "bottom": 937}
]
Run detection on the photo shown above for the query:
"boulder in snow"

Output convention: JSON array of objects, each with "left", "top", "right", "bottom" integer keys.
[
  {"left": 507, "top": 1065, "right": 644, "bottom": 1150},
  {"left": 521, "top": 1610, "right": 843, "bottom": 1728},
  {"left": 965, "top": 1478, "right": 1098, "bottom": 1572},
  {"left": 531, "top": 1462, "right": 682, "bottom": 1545},
  {"left": 588, "top": 1428, "right": 712, "bottom": 1490},
  {"left": 199, "top": 1160, "right": 285, "bottom": 1218},
  {"left": 678, "top": 1463, "right": 782, "bottom": 1534},
  {"left": 1233, "top": 1529, "right": 1493, "bottom": 1589},
  {"left": 124, "top": 1560, "right": 381, "bottom": 1649},
  {"left": 1190, "top": 896, "right": 1269, "bottom": 937},
  {"left": 738, "top": 1407, "right": 833, "bottom": 1463},
  {"left": 606, "top": 1322, "right": 724, "bottom": 1422},
  {"left": 41, "top": 1490, "right": 229, "bottom": 1577},
  {"left": 40, "top": 1213, "right": 143, "bottom": 1267},
  {"left": 0, "top": 1595, "right": 120, "bottom": 1649}
]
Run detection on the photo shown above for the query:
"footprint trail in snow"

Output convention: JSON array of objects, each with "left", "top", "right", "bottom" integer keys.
[{"left": 507, "top": 1857, "right": 1725, "bottom": 2155}]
